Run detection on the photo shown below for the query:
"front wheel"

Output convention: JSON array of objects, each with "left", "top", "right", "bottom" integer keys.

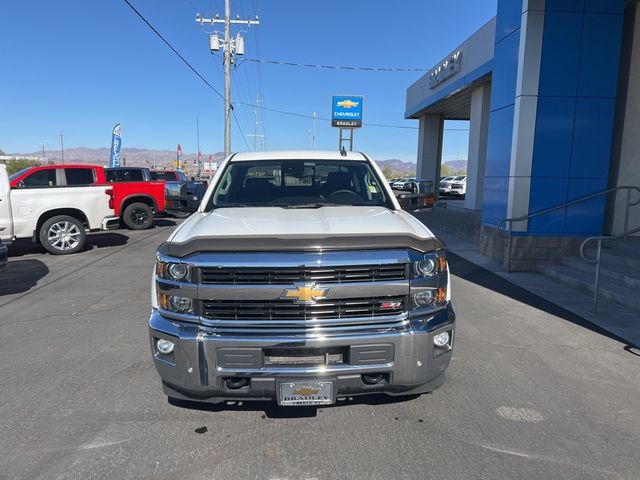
[
  {"left": 122, "top": 202, "right": 154, "bottom": 230},
  {"left": 39, "top": 215, "right": 86, "bottom": 255}
]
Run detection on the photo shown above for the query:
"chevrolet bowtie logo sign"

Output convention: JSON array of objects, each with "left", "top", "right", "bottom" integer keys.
[
  {"left": 282, "top": 284, "right": 329, "bottom": 304},
  {"left": 336, "top": 99, "right": 359, "bottom": 109}
]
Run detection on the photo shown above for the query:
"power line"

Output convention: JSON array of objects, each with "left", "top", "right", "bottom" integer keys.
[
  {"left": 239, "top": 57, "right": 429, "bottom": 72},
  {"left": 196, "top": 2, "right": 260, "bottom": 157},
  {"left": 123, "top": 0, "right": 253, "bottom": 150},
  {"left": 121, "top": 0, "right": 228, "bottom": 104},
  {"left": 122, "top": 0, "right": 468, "bottom": 145},
  {"left": 232, "top": 111, "right": 252, "bottom": 149}
]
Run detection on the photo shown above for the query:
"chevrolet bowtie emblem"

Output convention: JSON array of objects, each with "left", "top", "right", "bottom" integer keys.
[
  {"left": 336, "top": 99, "right": 359, "bottom": 109},
  {"left": 282, "top": 284, "right": 329, "bottom": 304},
  {"left": 293, "top": 387, "right": 320, "bottom": 396}
]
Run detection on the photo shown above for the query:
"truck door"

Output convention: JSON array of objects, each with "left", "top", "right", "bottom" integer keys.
[{"left": 0, "top": 165, "right": 14, "bottom": 238}]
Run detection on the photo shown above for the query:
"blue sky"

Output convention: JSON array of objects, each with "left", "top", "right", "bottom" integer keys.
[{"left": 0, "top": 0, "right": 497, "bottom": 162}]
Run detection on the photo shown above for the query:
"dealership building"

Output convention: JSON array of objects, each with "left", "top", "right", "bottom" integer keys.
[{"left": 405, "top": 0, "right": 639, "bottom": 270}]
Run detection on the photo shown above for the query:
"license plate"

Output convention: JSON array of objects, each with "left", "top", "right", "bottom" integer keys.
[{"left": 278, "top": 381, "right": 334, "bottom": 406}]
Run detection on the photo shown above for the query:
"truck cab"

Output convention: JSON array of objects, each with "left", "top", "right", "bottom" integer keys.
[{"left": 149, "top": 151, "right": 455, "bottom": 407}]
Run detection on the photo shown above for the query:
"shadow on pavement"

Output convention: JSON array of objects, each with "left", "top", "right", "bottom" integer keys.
[
  {"left": 154, "top": 218, "right": 178, "bottom": 227},
  {"left": 168, "top": 392, "right": 423, "bottom": 418},
  {"left": 6, "top": 239, "right": 47, "bottom": 257},
  {"left": 447, "top": 251, "right": 638, "bottom": 348},
  {"left": 86, "top": 232, "right": 130, "bottom": 250},
  {"left": 7, "top": 232, "right": 131, "bottom": 256},
  {"left": 0, "top": 259, "right": 50, "bottom": 296}
]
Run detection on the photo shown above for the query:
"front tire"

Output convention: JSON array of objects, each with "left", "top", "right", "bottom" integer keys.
[
  {"left": 39, "top": 215, "right": 86, "bottom": 255},
  {"left": 123, "top": 202, "right": 154, "bottom": 230}
]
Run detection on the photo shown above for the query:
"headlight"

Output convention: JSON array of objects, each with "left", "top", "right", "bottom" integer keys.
[
  {"left": 158, "top": 293, "right": 194, "bottom": 314},
  {"left": 156, "top": 259, "right": 194, "bottom": 282},
  {"left": 413, "top": 252, "right": 447, "bottom": 278}
]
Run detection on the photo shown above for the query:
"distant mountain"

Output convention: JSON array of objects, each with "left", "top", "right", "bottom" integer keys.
[
  {"left": 12, "top": 147, "right": 225, "bottom": 168},
  {"left": 9, "top": 147, "right": 423, "bottom": 175},
  {"left": 443, "top": 159, "right": 467, "bottom": 172},
  {"left": 375, "top": 158, "right": 416, "bottom": 176}
]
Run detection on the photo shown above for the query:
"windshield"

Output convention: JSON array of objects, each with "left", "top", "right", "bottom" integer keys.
[
  {"left": 8, "top": 167, "right": 33, "bottom": 182},
  {"left": 207, "top": 159, "right": 391, "bottom": 210}
]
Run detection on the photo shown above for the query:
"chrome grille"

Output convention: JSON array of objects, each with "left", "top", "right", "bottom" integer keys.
[
  {"left": 200, "top": 264, "right": 407, "bottom": 285},
  {"left": 201, "top": 296, "right": 405, "bottom": 321}
]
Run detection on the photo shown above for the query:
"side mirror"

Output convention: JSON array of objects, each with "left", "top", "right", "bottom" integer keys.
[
  {"left": 16, "top": 181, "right": 25, "bottom": 188},
  {"left": 396, "top": 192, "right": 435, "bottom": 212}
]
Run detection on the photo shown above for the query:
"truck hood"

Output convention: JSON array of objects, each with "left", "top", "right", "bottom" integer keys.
[{"left": 162, "top": 206, "right": 442, "bottom": 257}]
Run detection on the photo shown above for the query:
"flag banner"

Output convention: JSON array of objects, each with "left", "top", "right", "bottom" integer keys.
[
  {"left": 177, "top": 144, "right": 183, "bottom": 172},
  {"left": 109, "top": 124, "right": 122, "bottom": 167}
]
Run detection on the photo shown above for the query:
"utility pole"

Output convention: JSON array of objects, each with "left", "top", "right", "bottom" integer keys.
[
  {"left": 247, "top": 97, "right": 265, "bottom": 151},
  {"left": 39, "top": 144, "right": 46, "bottom": 163},
  {"left": 196, "top": 3, "right": 259, "bottom": 158},
  {"left": 196, "top": 117, "right": 202, "bottom": 180},
  {"left": 60, "top": 133, "right": 64, "bottom": 164},
  {"left": 312, "top": 112, "right": 316, "bottom": 149}
]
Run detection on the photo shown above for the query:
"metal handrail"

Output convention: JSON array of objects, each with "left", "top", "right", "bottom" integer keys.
[
  {"left": 579, "top": 225, "right": 640, "bottom": 312},
  {"left": 497, "top": 186, "right": 640, "bottom": 272}
]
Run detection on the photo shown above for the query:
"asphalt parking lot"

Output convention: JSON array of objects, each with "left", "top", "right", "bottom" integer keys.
[{"left": 1, "top": 219, "right": 639, "bottom": 480}]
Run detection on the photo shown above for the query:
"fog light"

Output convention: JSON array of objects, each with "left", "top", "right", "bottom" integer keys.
[
  {"left": 433, "top": 331, "right": 450, "bottom": 348},
  {"left": 169, "top": 295, "right": 193, "bottom": 313},
  {"left": 157, "top": 339, "right": 174, "bottom": 354},
  {"left": 413, "top": 290, "right": 435, "bottom": 307}
]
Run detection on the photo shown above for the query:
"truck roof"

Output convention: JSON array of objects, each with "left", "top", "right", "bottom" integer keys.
[{"left": 230, "top": 150, "right": 369, "bottom": 162}]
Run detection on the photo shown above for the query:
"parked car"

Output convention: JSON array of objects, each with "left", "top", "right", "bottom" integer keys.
[
  {"left": 149, "top": 170, "right": 208, "bottom": 217},
  {"left": 439, "top": 176, "right": 453, "bottom": 194},
  {"left": 10, "top": 165, "right": 166, "bottom": 230},
  {"left": 148, "top": 150, "right": 454, "bottom": 406},
  {"left": 0, "top": 241, "right": 7, "bottom": 268},
  {"left": 391, "top": 177, "right": 416, "bottom": 191},
  {"left": 1, "top": 164, "right": 118, "bottom": 254},
  {"left": 449, "top": 176, "right": 467, "bottom": 196},
  {"left": 439, "top": 175, "right": 466, "bottom": 195}
]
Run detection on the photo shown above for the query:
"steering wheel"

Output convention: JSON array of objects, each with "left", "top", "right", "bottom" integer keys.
[{"left": 325, "top": 189, "right": 363, "bottom": 201}]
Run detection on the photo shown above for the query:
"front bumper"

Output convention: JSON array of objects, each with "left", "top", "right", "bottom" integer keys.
[
  {"left": 101, "top": 216, "right": 120, "bottom": 230},
  {"left": 149, "top": 305, "right": 455, "bottom": 403},
  {"left": 165, "top": 194, "right": 200, "bottom": 215}
]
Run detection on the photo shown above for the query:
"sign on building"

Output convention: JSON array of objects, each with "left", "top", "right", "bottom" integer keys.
[
  {"left": 331, "top": 96, "right": 363, "bottom": 128},
  {"left": 429, "top": 51, "right": 462, "bottom": 89}
]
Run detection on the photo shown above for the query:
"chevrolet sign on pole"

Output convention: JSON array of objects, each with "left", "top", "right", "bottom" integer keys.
[{"left": 331, "top": 96, "right": 363, "bottom": 128}]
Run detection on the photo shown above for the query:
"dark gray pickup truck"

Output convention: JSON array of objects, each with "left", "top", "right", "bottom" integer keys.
[{"left": 149, "top": 170, "right": 208, "bottom": 217}]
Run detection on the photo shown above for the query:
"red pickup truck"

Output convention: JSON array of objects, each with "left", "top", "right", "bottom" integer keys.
[{"left": 10, "top": 165, "right": 166, "bottom": 230}]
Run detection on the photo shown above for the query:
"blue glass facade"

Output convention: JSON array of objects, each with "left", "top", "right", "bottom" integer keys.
[
  {"left": 481, "top": 0, "right": 625, "bottom": 237},
  {"left": 481, "top": 1, "right": 521, "bottom": 227}
]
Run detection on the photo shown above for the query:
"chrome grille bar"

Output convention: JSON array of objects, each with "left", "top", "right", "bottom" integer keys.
[{"left": 200, "top": 264, "right": 408, "bottom": 285}]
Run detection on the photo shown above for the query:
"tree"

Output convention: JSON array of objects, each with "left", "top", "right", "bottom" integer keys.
[{"left": 6, "top": 159, "right": 40, "bottom": 176}]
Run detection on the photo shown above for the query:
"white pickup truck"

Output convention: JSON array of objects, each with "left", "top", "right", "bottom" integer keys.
[
  {"left": 0, "top": 164, "right": 119, "bottom": 254},
  {"left": 149, "top": 150, "right": 455, "bottom": 407}
]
